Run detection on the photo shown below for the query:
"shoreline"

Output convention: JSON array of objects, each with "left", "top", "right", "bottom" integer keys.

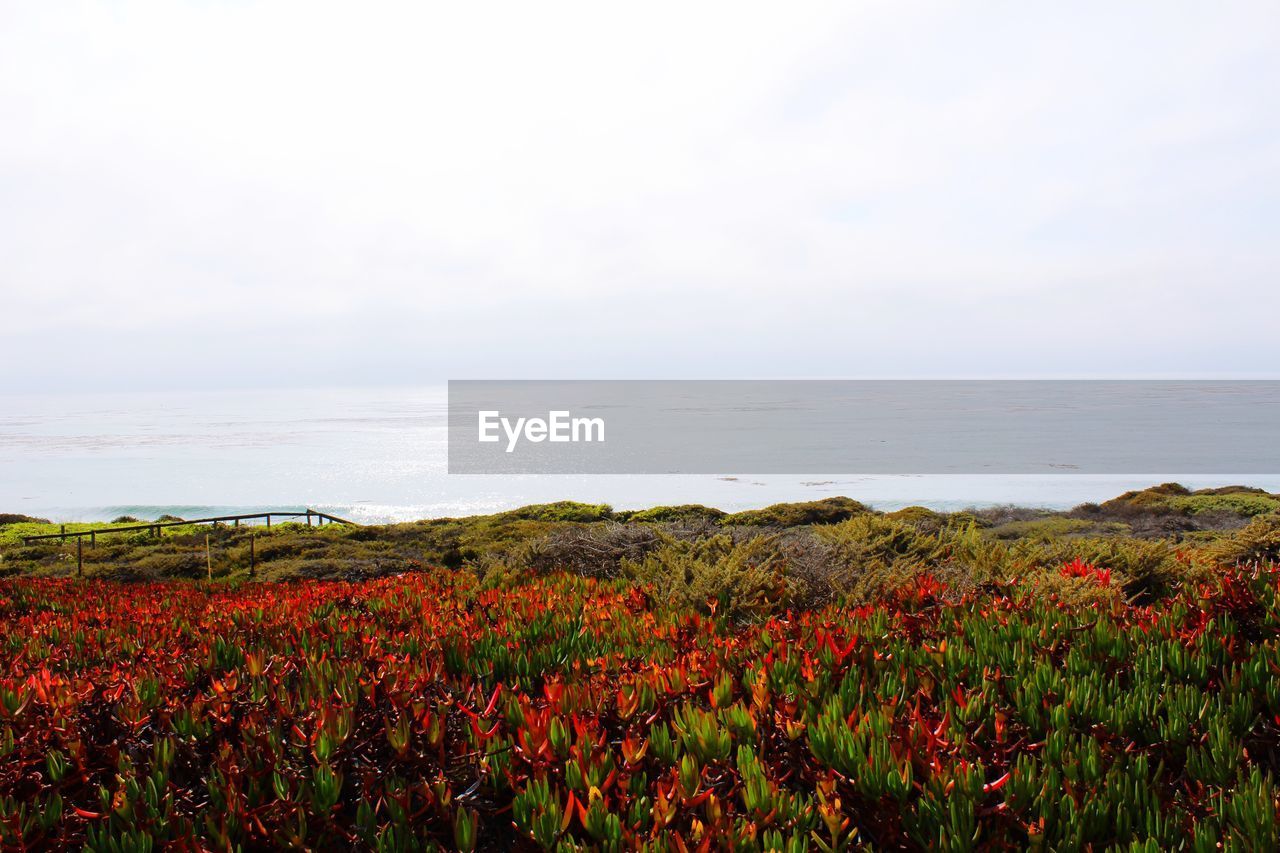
[{"left": 6, "top": 481, "right": 1279, "bottom": 527}]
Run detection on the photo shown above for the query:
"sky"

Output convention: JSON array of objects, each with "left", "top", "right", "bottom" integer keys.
[{"left": 1, "top": 1, "right": 1278, "bottom": 392}]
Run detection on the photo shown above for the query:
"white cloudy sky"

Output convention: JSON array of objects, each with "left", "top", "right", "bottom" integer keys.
[{"left": 1, "top": 1, "right": 1277, "bottom": 391}]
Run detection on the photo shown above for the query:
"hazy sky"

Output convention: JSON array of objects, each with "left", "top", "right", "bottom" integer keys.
[{"left": 1, "top": 1, "right": 1277, "bottom": 391}]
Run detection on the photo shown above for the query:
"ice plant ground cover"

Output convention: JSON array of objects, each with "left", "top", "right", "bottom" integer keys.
[{"left": 1, "top": 567, "right": 1279, "bottom": 851}]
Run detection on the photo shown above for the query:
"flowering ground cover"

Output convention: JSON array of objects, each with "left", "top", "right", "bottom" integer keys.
[{"left": 1, "top": 566, "right": 1279, "bottom": 851}]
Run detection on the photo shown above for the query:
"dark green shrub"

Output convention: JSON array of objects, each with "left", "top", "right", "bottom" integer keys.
[
  {"left": 497, "top": 502, "right": 614, "bottom": 523},
  {"left": 806, "top": 515, "right": 955, "bottom": 602},
  {"left": 965, "top": 505, "right": 1051, "bottom": 527},
  {"left": 621, "top": 505, "right": 727, "bottom": 524},
  {"left": 134, "top": 552, "right": 204, "bottom": 579},
  {"left": 0, "top": 514, "right": 50, "bottom": 525},
  {"left": 723, "top": 497, "right": 869, "bottom": 528},
  {"left": 1014, "top": 536, "right": 1186, "bottom": 601},
  {"left": 987, "top": 517, "right": 1108, "bottom": 541},
  {"left": 1193, "top": 485, "right": 1273, "bottom": 496},
  {"left": 885, "top": 506, "right": 942, "bottom": 528},
  {"left": 255, "top": 536, "right": 329, "bottom": 562},
  {"left": 621, "top": 533, "right": 786, "bottom": 620},
  {"left": 819, "top": 514, "right": 947, "bottom": 569},
  {"left": 1212, "top": 514, "right": 1280, "bottom": 567},
  {"left": 1169, "top": 494, "right": 1280, "bottom": 518}
]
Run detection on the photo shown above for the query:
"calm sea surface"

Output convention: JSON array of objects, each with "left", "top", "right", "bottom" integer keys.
[{"left": 2, "top": 386, "right": 1276, "bottom": 523}]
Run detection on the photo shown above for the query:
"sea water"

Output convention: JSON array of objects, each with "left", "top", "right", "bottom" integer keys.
[{"left": 2, "top": 386, "right": 1276, "bottom": 523}]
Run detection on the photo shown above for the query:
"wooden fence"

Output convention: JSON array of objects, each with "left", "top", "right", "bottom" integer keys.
[{"left": 21, "top": 509, "right": 358, "bottom": 546}]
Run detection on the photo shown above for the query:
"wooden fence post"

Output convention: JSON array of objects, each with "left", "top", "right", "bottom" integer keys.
[
  {"left": 77, "top": 538, "right": 83, "bottom": 578},
  {"left": 250, "top": 533, "right": 256, "bottom": 578},
  {"left": 206, "top": 534, "right": 212, "bottom": 581}
]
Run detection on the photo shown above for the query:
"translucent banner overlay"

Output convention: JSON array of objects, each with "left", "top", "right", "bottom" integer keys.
[{"left": 447, "top": 380, "right": 1280, "bottom": 475}]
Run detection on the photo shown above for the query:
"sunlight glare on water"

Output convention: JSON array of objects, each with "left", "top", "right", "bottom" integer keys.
[{"left": 1, "top": 386, "right": 1276, "bottom": 522}]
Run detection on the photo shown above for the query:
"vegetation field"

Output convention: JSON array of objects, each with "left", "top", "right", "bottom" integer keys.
[{"left": 2, "top": 484, "right": 1280, "bottom": 850}]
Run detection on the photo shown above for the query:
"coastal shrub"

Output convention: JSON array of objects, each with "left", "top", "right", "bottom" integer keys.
[
  {"left": 1085, "top": 483, "right": 1279, "bottom": 528},
  {"left": 479, "top": 523, "right": 664, "bottom": 580},
  {"left": 496, "top": 502, "right": 614, "bottom": 523},
  {"left": 1129, "top": 482, "right": 1193, "bottom": 498},
  {"left": 0, "top": 523, "right": 59, "bottom": 548},
  {"left": 1095, "top": 484, "right": 1191, "bottom": 516},
  {"left": 133, "top": 551, "right": 204, "bottom": 579},
  {"left": 295, "top": 556, "right": 406, "bottom": 580},
  {"left": 810, "top": 515, "right": 954, "bottom": 601},
  {"left": 619, "top": 504, "right": 727, "bottom": 524},
  {"left": 773, "top": 530, "right": 844, "bottom": 609},
  {"left": 1170, "top": 493, "right": 1280, "bottom": 518},
  {"left": 111, "top": 516, "right": 141, "bottom": 524},
  {"left": 819, "top": 514, "right": 947, "bottom": 569},
  {"left": 965, "top": 505, "right": 1053, "bottom": 527},
  {"left": 3, "top": 488, "right": 1275, "bottom": 592},
  {"left": 1014, "top": 536, "right": 1186, "bottom": 601},
  {"left": 621, "top": 533, "right": 786, "bottom": 620},
  {"left": 722, "top": 497, "right": 869, "bottom": 528},
  {"left": 1021, "top": 563, "right": 1123, "bottom": 606},
  {"left": 1071, "top": 497, "right": 1245, "bottom": 538},
  {"left": 884, "top": 505, "right": 943, "bottom": 530},
  {"left": 330, "top": 517, "right": 532, "bottom": 570},
  {"left": 986, "top": 517, "right": 1116, "bottom": 541},
  {"left": 0, "top": 514, "right": 50, "bottom": 526},
  {"left": 1212, "top": 513, "right": 1280, "bottom": 567},
  {"left": 254, "top": 535, "right": 330, "bottom": 562},
  {"left": 1195, "top": 485, "right": 1272, "bottom": 496}
]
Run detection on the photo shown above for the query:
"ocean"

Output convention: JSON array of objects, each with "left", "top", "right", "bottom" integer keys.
[{"left": 2, "top": 386, "right": 1276, "bottom": 523}]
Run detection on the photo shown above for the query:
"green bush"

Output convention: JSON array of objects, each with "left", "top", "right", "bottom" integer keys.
[
  {"left": 1097, "top": 483, "right": 1193, "bottom": 514},
  {"left": 496, "top": 502, "right": 614, "bottom": 523},
  {"left": 1193, "top": 485, "right": 1273, "bottom": 496},
  {"left": 808, "top": 515, "right": 952, "bottom": 601},
  {"left": 1012, "top": 535, "right": 1186, "bottom": 601},
  {"left": 723, "top": 497, "right": 869, "bottom": 528},
  {"left": 1170, "top": 494, "right": 1280, "bottom": 518},
  {"left": 885, "top": 506, "right": 943, "bottom": 529},
  {"left": 819, "top": 514, "right": 947, "bottom": 568},
  {"left": 620, "top": 504, "right": 727, "bottom": 524},
  {"left": 1212, "top": 513, "right": 1280, "bottom": 567},
  {"left": 621, "top": 533, "right": 786, "bottom": 621},
  {"left": 986, "top": 517, "right": 1112, "bottom": 541},
  {"left": 934, "top": 523, "right": 1019, "bottom": 590},
  {"left": 134, "top": 551, "right": 205, "bottom": 579},
  {"left": 3, "top": 489, "right": 1274, "bottom": 601},
  {"left": 0, "top": 514, "right": 50, "bottom": 526}
]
